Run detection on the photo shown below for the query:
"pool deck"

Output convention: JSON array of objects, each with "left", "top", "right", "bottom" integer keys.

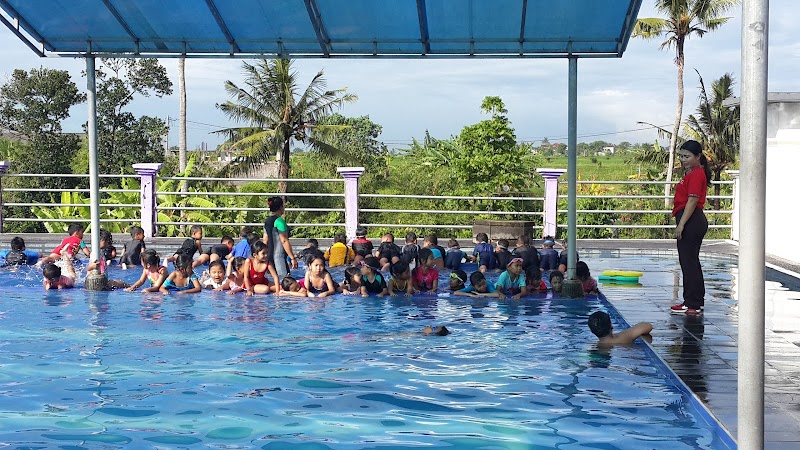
[
  {"left": 584, "top": 239, "right": 800, "bottom": 450},
  {"left": 5, "top": 234, "right": 800, "bottom": 448}
]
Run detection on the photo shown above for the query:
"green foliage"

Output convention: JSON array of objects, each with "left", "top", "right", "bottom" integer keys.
[
  {"left": 216, "top": 59, "right": 357, "bottom": 190},
  {"left": 95, "top": 58, "right": 171, "bottom": 174},
  {"left": 311, "top": 113, "right": 389, "bottom": 176},
  {"left": 0, "top": 68, "right": 85, "bottom": 139},
  {"left": 453, "top": 97, "right": 537, "bottom": 195}
]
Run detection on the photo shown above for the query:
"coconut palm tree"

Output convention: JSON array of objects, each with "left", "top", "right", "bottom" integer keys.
[
  {"left": 633, "top": 0, "right": 738, "bottom": 206},
  {"left": 684, "top": 71, "right": 740, "bottom": 209},
  {"left": 217, "top": 59, "right": 357, "bottom": 193}
]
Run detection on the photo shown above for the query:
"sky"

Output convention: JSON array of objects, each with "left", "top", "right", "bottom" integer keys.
[{"left": 0, "top": 1, "right": 797, "bottom": 151}]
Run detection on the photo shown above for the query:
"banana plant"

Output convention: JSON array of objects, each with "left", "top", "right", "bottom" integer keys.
[{"left": 30, "top": 191, "right": 91, "bottom": 233}]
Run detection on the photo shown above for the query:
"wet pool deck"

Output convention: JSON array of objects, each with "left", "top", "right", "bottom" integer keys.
[
  {"left": 583, "top": 239, "right": 800, "bottom": 450},
  {"left": 6, "top": 234, "right": 800, "bottom": 448}
]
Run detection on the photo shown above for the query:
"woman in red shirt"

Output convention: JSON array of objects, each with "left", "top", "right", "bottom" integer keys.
[{"left": 670, "top": 140, "right": 711, "bottom": 315}]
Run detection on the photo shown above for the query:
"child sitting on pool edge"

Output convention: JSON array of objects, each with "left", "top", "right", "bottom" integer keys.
[{"left": 588, "top": 311, "right": 652, "bottom": 347}]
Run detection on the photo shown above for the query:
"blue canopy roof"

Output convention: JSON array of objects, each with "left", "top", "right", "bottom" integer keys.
[{"left": 0, "top": 0, "right": 642, "bottom": 58}]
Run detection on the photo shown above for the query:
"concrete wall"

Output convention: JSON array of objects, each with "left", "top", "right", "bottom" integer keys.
[{"left": 766, "top": 128, "right": 800, "bottom": 261}]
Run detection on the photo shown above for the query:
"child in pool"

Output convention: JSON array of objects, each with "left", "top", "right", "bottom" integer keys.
[
  {"left": 119, "top": 225, "right": 145, "bottom": 267},
  {"left": 388, "top": 261, "right": 416, "bottom": 297},
  {"left": 496, "top": 258, "right": 527, "bottom": 300},
  {"left": 576, "top": 261, "right": 598, "bottom": 295},
  {"left": 448, "top": 269, "right": 468, "bottom": 291},
  {"left": 454, "top": 271, "right": 498, "bottom": 297},
  {"left": 42, "top": 248, "right": 76, "bottom": 290},
  {"left": 548, "top": 270, "right": 565, "bottom": 293},
  {"left": 421, "top": 325, "right": 450, "bottom": 336},
  {"left": 160, "top": 254, "right": 201, "bottom": 294},
  {"left": 411, "top": 248, "right": 439, "bottom": 294},
  {"left": 278, "top": 275, "right": 309, "bottom": 297},
  {"left": 338, "top": 266, "right": 362, "bottom": 295},
  {"left": 359, "top": 256, "right": 388, "bottom": 297},
  {"left": 588, "top": 311, "right": 652, "bottom": 347},
  {"left": 304, "top": 255, "right": 336, "bottom": 297},
  {"left": 1, "top": 236, "right": 41, "bottom": 266},
  {"left": 242, "top": 240, "right": 279, "bottom": 296},
  {"left": 526, "top": 265, "right": 547, "bottom": 294},
  {"left": 201, "top": 260, "right": 227, "bottom": 289},
  {"left": 220, "top": 256, "right": 247, "bottom": 294},
  {"left": 126, "top": 250, "right": 168, "bottom": 292},
  {"left": 84, "top": 232, "right": 129, "bottom": 290}
]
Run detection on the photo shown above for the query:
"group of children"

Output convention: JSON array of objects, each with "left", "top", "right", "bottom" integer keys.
[{"left": 2, "top": 223, "right": 651, "bottom": 345}]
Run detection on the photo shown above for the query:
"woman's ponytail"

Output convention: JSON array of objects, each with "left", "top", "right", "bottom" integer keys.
[{"left": 699, "top": 154, "right": 712, "bottom": 187}]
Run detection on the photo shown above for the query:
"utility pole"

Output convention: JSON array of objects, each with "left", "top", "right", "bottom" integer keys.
[{"left": 165, "top": 115, "right": 171, "bottom": 159}]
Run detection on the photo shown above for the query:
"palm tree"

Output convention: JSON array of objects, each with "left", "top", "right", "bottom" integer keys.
[
  {"left": 684, "top": 71, "right": 740, "bottom": 209},
  {"left": 633, "top": 0, "right": 738, "bottom": 206},
  {"left": 217, "top": 59, "right": 357, "bottom": 193},
  {"left": 178, "top": 56, "right": 187, "bottom": 174}
]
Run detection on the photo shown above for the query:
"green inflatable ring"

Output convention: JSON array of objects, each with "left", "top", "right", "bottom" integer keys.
[{"left": 598, "top": 275, "right": 640, "bottom": 282}]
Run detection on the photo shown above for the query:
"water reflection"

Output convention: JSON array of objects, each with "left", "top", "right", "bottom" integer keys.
[{"left": 670, "top": 315, "right": 708, "bottom": 401}]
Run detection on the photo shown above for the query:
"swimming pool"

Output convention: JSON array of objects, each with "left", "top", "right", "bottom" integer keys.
[{"left": 0, "top": 262, "right": 734, "bottom": 449}]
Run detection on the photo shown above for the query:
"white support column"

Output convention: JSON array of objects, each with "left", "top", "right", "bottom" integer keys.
[
  {"left": 738, "top": 0, "right": 768, "bottom": 448},
  {"left": 337, "top": 167, "right": 365, "bottom": 241},
  {"left": 86, "top": 56, "right": 101, "bottom": 263}
]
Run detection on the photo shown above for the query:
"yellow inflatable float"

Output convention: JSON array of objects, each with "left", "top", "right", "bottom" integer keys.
[{"left": 598, "top": 270, "right": 643, "bottom": 283}]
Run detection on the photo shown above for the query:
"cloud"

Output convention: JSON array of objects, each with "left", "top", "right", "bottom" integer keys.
[{"left": 0, "top": 0, "right": 796, "bottom": 150}]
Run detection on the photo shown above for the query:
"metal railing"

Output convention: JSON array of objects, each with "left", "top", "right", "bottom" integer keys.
[
  {"left": 556, "top": 179, "right": 734, "bottom": 238},
  {"left": 0, "top": 169, "right": 738, "bottom": 239}
]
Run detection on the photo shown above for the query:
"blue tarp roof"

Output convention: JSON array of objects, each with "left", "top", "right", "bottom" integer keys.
[{"left": 0, "top": 0, "right": 642, "bottom": 58}]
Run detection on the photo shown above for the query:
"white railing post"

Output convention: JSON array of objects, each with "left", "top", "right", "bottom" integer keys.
[
  {"left": 133, "top": 163, "right": 163, "bottom": 237},
  {"left": 725, "top": 170, "right": 740, "bottom": 241},
  {"left": 337, "top": 167, "right": 365, "bottom": 241},
  {"left": 536, "top": 168, "right": 567, "bottom": 238},
  {"left": 0, "top": 161, "right": 10, "bottom": 234}
]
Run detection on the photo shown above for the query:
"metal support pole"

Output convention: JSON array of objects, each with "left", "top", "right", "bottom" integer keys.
[
  {"left": 562, "top": 56, "right": 582, "bottom": 298},
  {"left": 738, "top": 0, "right": 768, "bottom": 448},
  {"left": 86, "top": 56, "right": 101, "bottom": 263},
  {"left": 567, "top": 57, "right": 578, "bottom": 279}
]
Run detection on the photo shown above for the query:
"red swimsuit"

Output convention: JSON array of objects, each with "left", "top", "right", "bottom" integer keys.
[{"left": 248, "top": 258, "right": 268, "bottom": 285}]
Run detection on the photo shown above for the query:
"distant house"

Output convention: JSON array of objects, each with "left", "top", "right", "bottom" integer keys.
[{"left": 602, "top": 146, "right": 616, "bottom": 155}]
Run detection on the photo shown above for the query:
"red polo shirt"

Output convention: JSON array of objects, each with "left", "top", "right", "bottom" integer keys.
[{"left": 672, "top": 166, "right": 707, "bottom": 216}]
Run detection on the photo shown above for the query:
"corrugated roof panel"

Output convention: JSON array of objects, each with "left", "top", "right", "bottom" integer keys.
[{"left": 0, "top": 0, "right": 642, "bottom": 57}]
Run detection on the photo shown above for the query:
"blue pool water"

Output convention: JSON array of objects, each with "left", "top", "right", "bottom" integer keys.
[{"left": 0, "top": 261, "right": 734, "bottom": 449}]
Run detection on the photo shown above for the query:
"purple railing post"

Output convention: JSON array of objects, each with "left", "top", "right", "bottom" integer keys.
[
  {"left": 536, "top": 168, "right": 567, "bottom": 238},
  {"left": 0, "top": 161, "right": 10, "bottom": 234},
  {"left": 726, "top": 170, "right": 740, "bottom": 241},
  {"left": 133, "top": 163, "right": 163, "bottom": 237},
  {"left": 337, "top": 167, "right": 365, "bottom": 241}
]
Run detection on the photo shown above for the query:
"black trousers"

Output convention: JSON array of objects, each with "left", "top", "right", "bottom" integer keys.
[{"left": 676, "top": 208, "right": 708, "bottom": 309}]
